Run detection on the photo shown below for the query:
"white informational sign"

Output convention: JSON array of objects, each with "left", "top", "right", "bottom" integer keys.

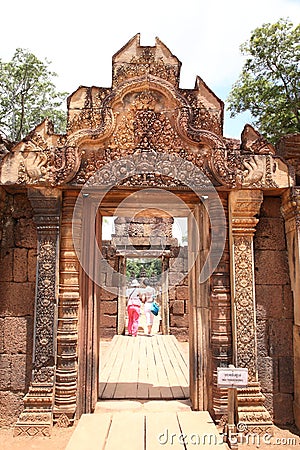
[{"left": 217, "top": 367, "right": 248, "bottom": 388}]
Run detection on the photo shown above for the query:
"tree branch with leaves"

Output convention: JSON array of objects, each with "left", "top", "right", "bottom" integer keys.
[
  {"left": 227, "top": 18, "right": 300, "bottom": 144},
  {"left": 0, "top": 48, "right": 68, "bottom": 142}
]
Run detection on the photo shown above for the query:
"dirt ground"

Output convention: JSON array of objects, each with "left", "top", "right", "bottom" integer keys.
[
  {"left": 1, "top": 422, "right": 299, "bottom": 450},
  {"left": 0, "top": 424, "right": 75, "bottom": 450}
]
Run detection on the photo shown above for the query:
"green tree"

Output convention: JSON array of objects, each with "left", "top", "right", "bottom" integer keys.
[
  {"left": 227, "top": 18, "right": 300, "bottom": 144},
  {"left": 126, "top": 258, "right": 162, "bottom": 280},
  {"left": 0, "top": 48, "right": 68, "bottom": 142}
]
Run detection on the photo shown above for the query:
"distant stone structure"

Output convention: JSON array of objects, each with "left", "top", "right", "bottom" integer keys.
[{"left": 0, "top": 34, "right": 299, "bottom": 435}]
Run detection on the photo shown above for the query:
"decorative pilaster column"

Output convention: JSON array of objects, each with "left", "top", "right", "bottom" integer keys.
[
  {"left": 14, "top": 188, "right": 61, "bottom": 436},
  {"left": 53, "top": 191, "right": 80, "bottom": 427},
  {"left": 210, "top": 192, "right": 233, "bottom": 419},
  {"left": 229, "top": 190, "right": 273, "bottom": 434},
  {"left": 281, "top": 187, "right": 300, "bottom": 429}
]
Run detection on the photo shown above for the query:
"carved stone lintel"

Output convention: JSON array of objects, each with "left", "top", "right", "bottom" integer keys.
[
  {"left": 229, "top": 190, "right": 273, "bottom": 432},
  {"left": 14, "top": 188, "right": 61, "bottom": 436}
]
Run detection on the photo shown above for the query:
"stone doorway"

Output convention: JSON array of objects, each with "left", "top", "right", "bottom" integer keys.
[{"left": 77, "top": 188, "right": 211, "bottom": 417}]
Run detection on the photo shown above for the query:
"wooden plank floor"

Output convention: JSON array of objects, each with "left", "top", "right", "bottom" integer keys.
[
  {"left": 99, "top": 335, "right": 189, "bottom": 400},
  {"left": 66, "top": 410, "right": 229, "bottom": 450}
]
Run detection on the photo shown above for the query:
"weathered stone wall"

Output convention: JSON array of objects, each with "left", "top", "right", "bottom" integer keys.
[
  {"left": 99, "top": 242, "right": 118, "bottom": 339},
  {"left": 254, "top": 196, "right": 294, "bottom": 425},
  {"left": 0, "top": 189, "right": 36, "bottom": 425},
  {"left": 169, "top": 247, "right": 189, "bottom": 341}
]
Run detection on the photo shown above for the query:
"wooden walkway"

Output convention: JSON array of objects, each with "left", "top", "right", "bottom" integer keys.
[
  {"left": 99, "top": 335, "right": 189, "bottom": 400},
  {"left": 66, "top": 409, "right": 229, "bottom": 450},
  {"left": 66, "top": 336, "right": 229, "bottom": 450}
]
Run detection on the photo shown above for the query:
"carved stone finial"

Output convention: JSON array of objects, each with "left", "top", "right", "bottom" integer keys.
[{"left": 241, "top": 124, "right": 275, "bottom": 155}]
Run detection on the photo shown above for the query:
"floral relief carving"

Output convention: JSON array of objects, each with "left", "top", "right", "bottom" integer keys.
[
  {"left": 33, "top": 238, "right": 57, "bottom": 374},
  {"left": 233, "top": 236, "right": 256, "bottom": 381}
]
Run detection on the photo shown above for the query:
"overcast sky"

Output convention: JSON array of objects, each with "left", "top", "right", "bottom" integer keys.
[{"left": 1, "top": 0, "right": 299, "bottom": 138}]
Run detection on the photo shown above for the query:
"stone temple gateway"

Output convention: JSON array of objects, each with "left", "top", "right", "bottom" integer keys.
[{"left": 0, "top": 34, "right": 299, "bottom": 435}]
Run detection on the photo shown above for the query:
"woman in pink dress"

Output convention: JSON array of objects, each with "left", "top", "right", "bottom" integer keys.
[{"left": 126, "top": 279, "right": 142, "bottom": 337}]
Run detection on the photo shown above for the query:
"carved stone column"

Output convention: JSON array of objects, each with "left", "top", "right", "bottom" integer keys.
[
  {"left": 14, "top": 188, "right": 61, "bottom": 436},
  {"left": 281, "top": 187, "right": 300, "bottom": 429},
  {"left": 53, "top": 191, "right": 80, "bottom": 427},
  {"left": 229, "top": 190, "right": 273, "bottom": 434},
  {"left": 210, "top": 193, "right": 233, "bottom": 419}
]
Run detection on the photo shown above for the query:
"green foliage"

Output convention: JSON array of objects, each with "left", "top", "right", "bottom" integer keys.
[
  {"left": 0, "top": 48, "right": 68, "bottom": 142},
  {"left": 227, "top": 18, "right": 300, "bottom": 144},
  {"left": 126, "top": 258, "right": 162, "bottom": 280}
]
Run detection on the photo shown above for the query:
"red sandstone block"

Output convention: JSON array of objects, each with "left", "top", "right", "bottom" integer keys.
[
  {"left": 172, "top": 300, "right": 185, "bottom": 315},
  {"left": 168, "top": 287, "right": 176, "bottom": 300},
  {"left": 255, "top": 217, "right": 286, "bottom": 251},
  {"left": 256, "top": 319, "right": 269, "bottom": 358},
  {"left": 0, "top": 355, "right": 11, "bottom": 389},
  {"left": 12, "top": 194, "right": 34, "bottom": 219},
  {"left": 98, "top": 287, "right": 117, "bottom": 301},
  {"left": 1, "top": 216, "right": 15, "bottom": 248},
  {"left": 170, "top": 328, "right": 189, "bottom": 342},
  {"left": 258, "top": 356, "right": 279, "bottom": 393},
  {"left": 11, "top": 354, "right": 27, "bottom": 391},
  {"left": 101, "top": 301, "right": 117, "bottom": 315},
  {"left": 260, "top": 197, "right": 282, "bottom": 218},
  {"left": 100, "top": 314, "right": 116, "bottom": 328},
  {"left": 27, "top": 249, "right": 37, "bottom": 282},
  {"left": 176, "top": 285, "right": 188, "bottom": 300},
  {"left": 168, "top": 272, "right": 184, "bottom": 286},
  {"left": 0, "top": 318, "right": 4, "bottom": 352},
  {"left": 0, "top": 249, "right": 13, "bottom": 281},
  {"left": 99, "top": 328, "right": 116, "bottom": 339},
  {"left": 254, "top": 250, "right": 290, "bottom": 285},
  {"left": 170, "top": 314, "right": 189, "bottom": 328},
  {"left": 0, "top": 391, "right": 24, "bottom": 426},
  {"left": 273, "top": 393, "right": 294, "bottom": 425},
  {"left": 269, "top": 318, "right": 293, "bottom": 357},
  {"left": 14, "top": 218, "right": 37, "bottom": 249},
  {"left": 4, "top": 317, "right": 28, "bottom": 354},
  {"left": 13, "top": 248, "right": 28, "bottom": 282},
  {"left": 283, "top": 285, "right": 294, "bottom": 319},
  {"left": 278, "top": 356, "right": 294, "bottom": 394},
  {"left": 0, "top": 282, "right": 35, "bottom": 316},
  {"left": 169, "top": 258, "right": 184, "bottom": 273},
  {"left": 255, "top": 285, "right": 283, "bottom": 319}
]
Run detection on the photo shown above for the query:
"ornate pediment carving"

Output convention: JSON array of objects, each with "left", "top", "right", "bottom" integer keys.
[{"left": 0, "top": 37, "right": 293, "bottom": 191}]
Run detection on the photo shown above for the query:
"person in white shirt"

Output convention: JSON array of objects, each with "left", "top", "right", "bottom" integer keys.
[
  {"left": 143, "top": 278, "right": 156, "bottom": 335},
  {"left": 126, "top": 279, "right": 142, "bottom": 337}
]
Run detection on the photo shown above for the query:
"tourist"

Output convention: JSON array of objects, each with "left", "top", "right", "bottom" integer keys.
[
  {"left": 126, "top": 279, "right": 142, "bottom": 337},
  {"left": 143, "top": 278, "right": 157, "bottom": 335}
]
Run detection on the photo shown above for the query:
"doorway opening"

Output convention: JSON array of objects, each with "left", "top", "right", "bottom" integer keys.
[
  {"left": 125, "top": 257, "right": 162, "bottom": 336},
  {"left": 98, "top": 213, "right": 191, "bottom": 401}
]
